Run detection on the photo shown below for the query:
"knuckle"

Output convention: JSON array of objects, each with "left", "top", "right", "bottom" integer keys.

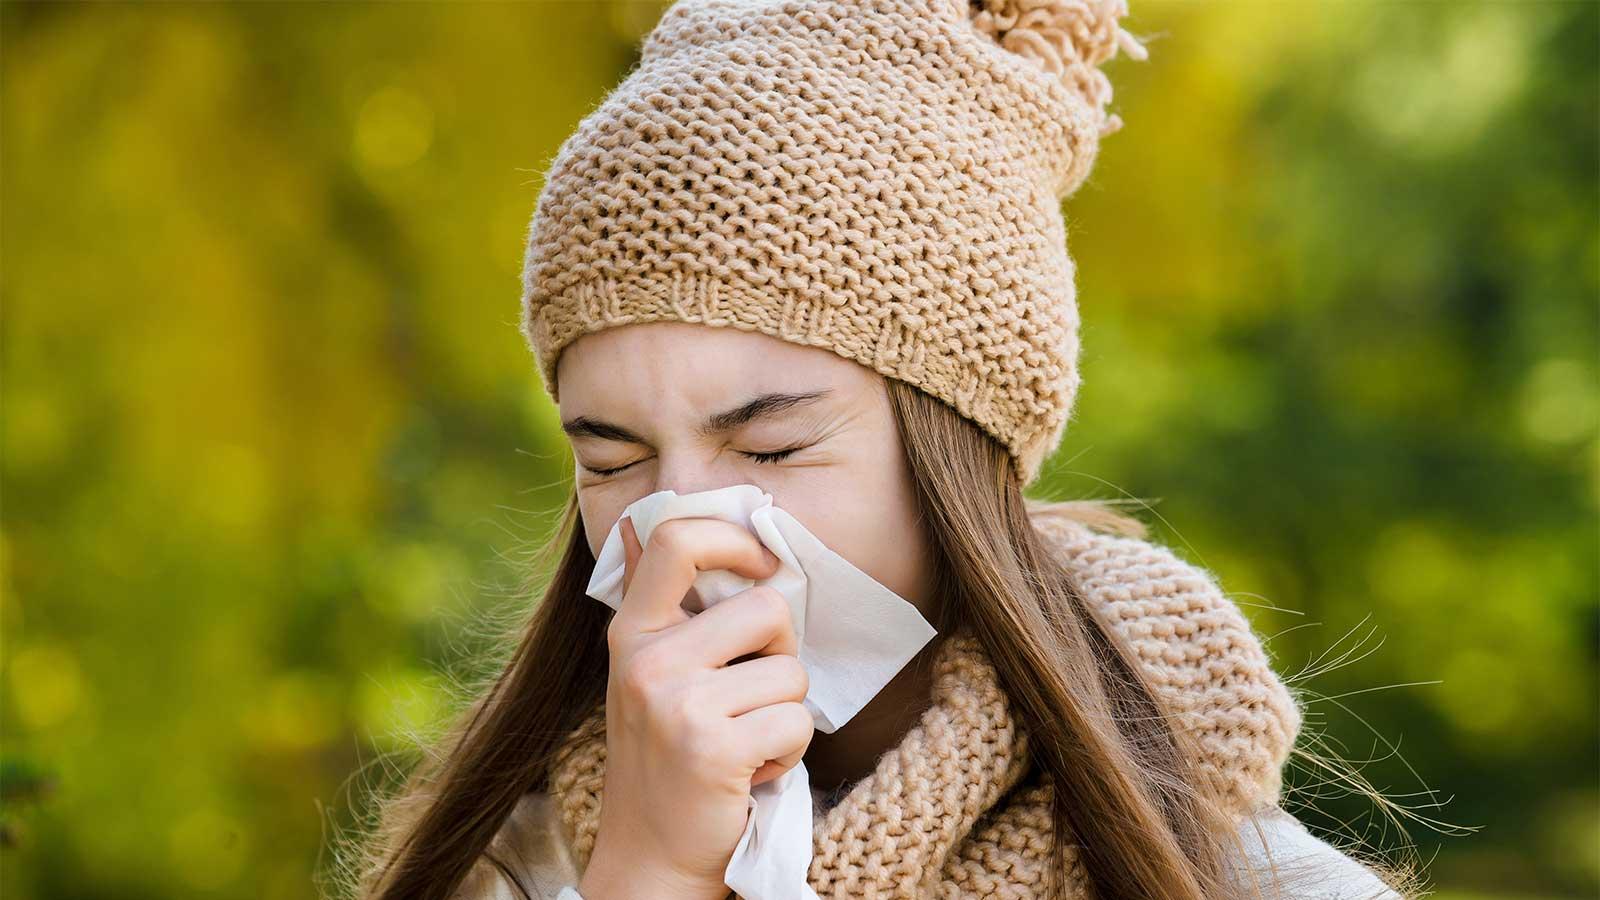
[
  {"left": 618, "top": 646, "right": 668, "bottom": 700},
  {"left": 785, "top": 657, "right": 810, "bottom": 699},
  {"left": 646, "top": 520, "right": 687, "bottom": 559},
  {"left": 676, "top": 719, "right": 727, "bottom": 771},
  {"left": 783, "top": 702, "right": 815, "bottom": 738},
  {"left": 751, "top": 585, "right": 789, "bottom": 622},
  {"left": 672, "top": 680, "right": 710, "bottom": 720}
]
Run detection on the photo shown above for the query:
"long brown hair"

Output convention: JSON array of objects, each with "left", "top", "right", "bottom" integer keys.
[{"left": 333, "top": 376, "right": 1413, "bottom": 900}]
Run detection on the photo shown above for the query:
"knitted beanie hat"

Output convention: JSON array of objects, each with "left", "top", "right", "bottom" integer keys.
[{"left": 519, "top": 0, "right": 1148, "bottom": 486}]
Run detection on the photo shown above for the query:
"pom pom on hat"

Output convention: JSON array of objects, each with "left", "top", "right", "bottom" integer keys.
[{"left": 968, "top": 0, "right": 1149, "bottom": 137}]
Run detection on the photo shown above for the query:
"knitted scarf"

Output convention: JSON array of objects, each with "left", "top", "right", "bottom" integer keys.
[{"left": 547, "top": 628, "right": 1082, "bottom": 899}]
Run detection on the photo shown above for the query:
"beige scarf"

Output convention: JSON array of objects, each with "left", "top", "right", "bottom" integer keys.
[
  {"left": 547, "top": 628, "right": 1083, "bottom": 898},
  {"left": 542, "top": 517, "right": 1305, "bottom": 898}
]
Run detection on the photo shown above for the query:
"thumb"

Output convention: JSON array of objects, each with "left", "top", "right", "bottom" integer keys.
[{"left": 620, "top": 515, "right": 642, "bottom": 595}]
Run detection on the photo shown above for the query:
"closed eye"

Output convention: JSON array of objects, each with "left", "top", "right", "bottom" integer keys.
[
  {"left": 742, "top": 446, "right": 803, "bottom": 465},
  {"left": 582, "top": 446, "right": 805, "bottom": 478},
  {"left": 584, "top": 460, "right": 640, "bottom": 477}
]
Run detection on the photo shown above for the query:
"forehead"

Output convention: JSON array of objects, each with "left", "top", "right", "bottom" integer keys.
[{"left": 555, "top": 321, "right": 872, "bottom": 415}]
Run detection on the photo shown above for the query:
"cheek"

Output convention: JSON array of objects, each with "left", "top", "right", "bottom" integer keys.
[
  {"left": 842, "top": 512, "right": 931, "bottom": 605},
  {"left": 778, "top": 487, "right": 934, "bottom": 612},
  {"left": 577, "top": 490, "right": 632, "bottom": 560},
  {"left": 773, "top": 417, "right": 931, "bottom": 606}
]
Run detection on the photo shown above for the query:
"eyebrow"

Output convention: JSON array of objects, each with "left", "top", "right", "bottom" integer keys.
[{"left": 560, "top": 390, "right": 833, "bottom": 444}]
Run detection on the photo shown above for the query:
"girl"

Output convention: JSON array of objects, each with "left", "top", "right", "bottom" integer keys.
[{"left": 345, "top": 1, "right": 1421, "bottom": 898}]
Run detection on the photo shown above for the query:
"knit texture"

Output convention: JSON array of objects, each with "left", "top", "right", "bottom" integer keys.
[
  {"left": 519, "top": 0, "right": 1149, "bottom": 486},
  {"left": 546, "top": 514, "right": 1303, "bottom": 898}
]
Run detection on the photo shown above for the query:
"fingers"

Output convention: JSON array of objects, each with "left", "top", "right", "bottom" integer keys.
[
  {"left": 661, "top": 584, "right": 800, "bottom": 667},
  {"left": 621, "top": 516, "right": 643, "bottom": 596},
  {"left": 606, "top": 510, "right": 807, "bottom": 793},
  {"left": 730, "top": 702, "right": 815, "bottom": 787},
  {"left": 615, "top": 517, "right": 781, "bottom": 635},
  {"left": 700, "top": 652, "right": 810, "bottom": 719}
]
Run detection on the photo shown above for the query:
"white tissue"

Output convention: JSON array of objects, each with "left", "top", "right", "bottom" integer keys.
[{"left": 585, "top": 484, "right": 939, "bottom": 900}]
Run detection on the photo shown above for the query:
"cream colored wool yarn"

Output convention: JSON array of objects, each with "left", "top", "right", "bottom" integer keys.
[
  {"left": 519, "top": 0, "right": 1149, "bottom": 486},
  {"left": 545, "top": 514, "right": 1304, "bottom": 898}
]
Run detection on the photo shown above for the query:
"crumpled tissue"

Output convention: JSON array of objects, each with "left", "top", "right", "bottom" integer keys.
[{"left": 585, "top": 483, "right": 939, "bottom": 900}]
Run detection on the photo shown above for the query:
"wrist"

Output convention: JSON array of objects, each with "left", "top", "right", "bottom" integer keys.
[{"left": 578, "top": 847, "right": 728, "bottom": 900}]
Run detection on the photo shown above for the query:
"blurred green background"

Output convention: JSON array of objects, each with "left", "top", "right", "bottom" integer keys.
[{"left": 2, "top": 1, "right": 1594, "bottom": 897}]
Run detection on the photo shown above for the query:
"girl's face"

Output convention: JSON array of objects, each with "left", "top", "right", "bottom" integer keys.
[{"left": 555, "top": 320, "right": 937, "bottom": 618}]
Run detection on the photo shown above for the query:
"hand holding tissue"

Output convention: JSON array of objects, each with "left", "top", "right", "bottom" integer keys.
[{"left": 585, "top": 484, "right": 939, "bottom": 900}]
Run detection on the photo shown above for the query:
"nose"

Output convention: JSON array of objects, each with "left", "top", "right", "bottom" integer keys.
[
  {"left": 652, "top": 447, "right": 766, "bottom": 498},
  {"left": 652, "top": 450, "right": 735, "bottom": 497}
]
